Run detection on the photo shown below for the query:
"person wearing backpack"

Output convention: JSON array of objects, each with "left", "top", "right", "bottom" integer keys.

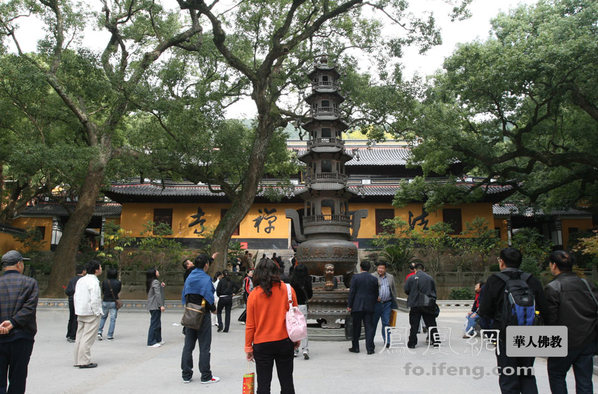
[
  {"left": 478, "top": 247, "right": 548, "bottom": 394},
  {"left": 544, "top": 250, "right": 598, "bottom": 394}
]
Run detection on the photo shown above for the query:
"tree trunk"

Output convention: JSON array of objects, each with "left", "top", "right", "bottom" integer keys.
[
  {"left": 45, "top": 155, "right": 108, "bottom": 296},
  {"left": 208, "top": 100, "right": 277, "bottom": 275}
]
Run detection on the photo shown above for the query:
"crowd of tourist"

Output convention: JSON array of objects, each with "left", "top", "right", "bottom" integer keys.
[{"left": 0, "top": 247, "right": 596, "bottom": 393}]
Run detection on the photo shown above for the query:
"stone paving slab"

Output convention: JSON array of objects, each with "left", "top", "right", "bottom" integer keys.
[{"left": 24, "top": 308, "right": 596, "bottom": 394}]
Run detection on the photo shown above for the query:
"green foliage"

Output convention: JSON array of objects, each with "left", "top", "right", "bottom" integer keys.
[
  {"left": 571, "top": 230, "right": 598, "bottom": 269},
  {"left": 448, "top": 287, "right": 475, "bottom": 300},
  {"left": 520, "top": 255, "right": 543, "bottom": 278},
  {"left": 511, "top": 228, "right": 553, "bottom": 275},
  {"left": 96, "top": 222, "right": 134, "bottom": 270},
  {"left": 390, "top": 0, "right": 598, "bottom": 213},
  {"left": 459, "top": 217, "right": 502, "bottom": 271},
  {"left": 374, "top": 217, "right": 454, "bottom": 276}
]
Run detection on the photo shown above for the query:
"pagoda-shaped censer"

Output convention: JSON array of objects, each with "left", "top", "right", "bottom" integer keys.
[{"left": 286, "top": 56, "right": 367, "bottom": 335}]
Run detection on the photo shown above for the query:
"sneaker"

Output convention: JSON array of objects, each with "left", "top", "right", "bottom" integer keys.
[
  {"left": 182, "top": 378, "right": 192, "bottom": 384},
  {"left": 67, "top": 338, "right": 76, "bottom": 343},
  {"left": 148, "top": 343, "right": 161, "bottom": 348},
  {"left": 303, "top": 352, "right": 309, "bottom": 360},
  {"left": 201, "top": 376, "right": 220, "bottom": 384},
  {"left": 97, "top": 334, "right": 102, "bottom": 341},
  {"left": 107, "top": 337, "right": 114, "bottom": 340},
  {"left": 159, "top": 341, "right": 165, "bottom": 345}
]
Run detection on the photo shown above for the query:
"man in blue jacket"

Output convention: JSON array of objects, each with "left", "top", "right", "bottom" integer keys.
[
  {"left": 181, "top": 254, "right": 220, "bottom": 384},
  {"left": 347, "top": 260, "right": 379, "bottom": 354},
  {"left": 0, "top": 250, "right": 38, "bottom": 394}
]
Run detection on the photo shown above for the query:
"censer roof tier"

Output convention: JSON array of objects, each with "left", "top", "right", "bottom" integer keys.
[
  {"left": 307, "top": 65, "right": 340, "bottom": 80},
  {"left": 304, "top": 90, "right": 345, "bottom": 105},
  {"left": 297, "top": 150, "right": 353, "bottom": 163},
  {"left": 296, "top": 188, "right": 355, "bottom": 200},
  {"left": 301, "top": 119, "right": 349, "bottom": 132}
]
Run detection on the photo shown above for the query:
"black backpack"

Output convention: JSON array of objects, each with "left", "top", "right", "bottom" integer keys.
[{"left": 495, "top": 271, "right": 536, "bottom": 329}]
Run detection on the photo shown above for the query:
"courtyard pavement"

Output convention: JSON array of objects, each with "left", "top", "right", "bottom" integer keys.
[{"left": 24, "top": 306, "right": 596, "bottom": 394}]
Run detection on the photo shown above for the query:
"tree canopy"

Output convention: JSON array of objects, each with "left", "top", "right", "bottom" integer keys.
[
  {"left": 388, "top": 0, "right": 598, "bottom": 212},
  {"left": 0, "top": 0, "right": 472, "bottom": 288}
]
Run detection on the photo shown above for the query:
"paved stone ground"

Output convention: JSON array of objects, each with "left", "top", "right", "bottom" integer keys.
[{"left": 24, "top": 307, "right": 596, "bottom": 394}]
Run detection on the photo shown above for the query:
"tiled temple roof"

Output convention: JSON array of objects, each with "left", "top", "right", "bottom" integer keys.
[
  {"left": 291, "top": 146, "right": 411, "bottom": 165},
  {"left": 493, "top": 204, "right": 592, "bottom": 217},
  {"left": 17, "top": 202, "right": 122, "bottom": 217}
]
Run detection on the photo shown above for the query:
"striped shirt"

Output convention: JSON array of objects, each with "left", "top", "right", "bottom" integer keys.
[
  {"left": 0, "top": 270, "right": 39, "bottom": 343},
  {"left": 378, "top": 275, "right": 391, "bottom": 302}
]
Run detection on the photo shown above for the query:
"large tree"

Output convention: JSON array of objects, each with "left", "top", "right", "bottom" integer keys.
[
  {"left": 388, "top": 0, "right": 598, "bottom": 212},
  {"left": 0, "top": 0, "right": 205, "bottom": 295},
  {"left": 1, "top": 0, "right": 470, "bottom": 286},
  {"left": 168, "top": 0, "right": 470, "bottom": 271}
]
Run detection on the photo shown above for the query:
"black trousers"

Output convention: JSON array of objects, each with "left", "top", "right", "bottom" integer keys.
[
  {"left": 496, "top": 341, "right": 538, "bottom": 394},
  {"left": 547, "top": 344, "right": 595, "bottom": 394},
  {"left": 253, "top": 338, "right": 295, "bottom": 394},
  {"left": 351, "top": 311, "right": 375, "bottom": 353},
  {"left": 408, "top": 306, "right": 438, "bottom": 347},
  {"left": 66, "top": 298, "right": 77, "bottom": 340},
  {"left": 217, "top": 296, "right": 232, "bottom": 332},
  {"left": 0, "top": 338, "right": 34, "bottom": 394}
]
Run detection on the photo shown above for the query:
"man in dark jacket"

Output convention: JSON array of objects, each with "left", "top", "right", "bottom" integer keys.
[
  {"left": 182, "top": 258, "right": 194, "bottom": 282},
  {"left": 404, "top": 263, "right": 439, "bottom": 348},
  {"left": 65, "top": 264, "right": 86, "bottom": 342},
  {"left": 478, "top": 247, "right": 548, "bottom": 394},
  {"left": 347, "top": 260, "right": 379, "bottom": 354},
  {"left": 544, "top": 250, "right": 598, "bottom": 394},
  {"left": 215, "top": 270, "right": 240, "bottom": 333},
  {"left": 0, "top": 250, "right": 38, "bottom": 394}
]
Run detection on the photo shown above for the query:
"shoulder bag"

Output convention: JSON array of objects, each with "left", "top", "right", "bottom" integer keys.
[
  {"left": 285, "top": 283, "right": 307, "bottom": 342},
  {"left": 181, "top": 298, "right": 207, "bottom": 330}
]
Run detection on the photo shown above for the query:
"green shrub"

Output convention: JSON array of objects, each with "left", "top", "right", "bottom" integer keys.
[{"left": 449, "top": 287, "right": 475, "bottom": 300}]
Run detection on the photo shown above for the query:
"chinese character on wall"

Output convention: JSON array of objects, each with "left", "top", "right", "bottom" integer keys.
[
  {"left": 189, "top": 207, "right": 207, "bottom": 234},
  {"left": 253, "top": 208, "right": 277, "bottom": 234},
  {"left": 408, "top": 208, "right": 429, "bottom": 230}
]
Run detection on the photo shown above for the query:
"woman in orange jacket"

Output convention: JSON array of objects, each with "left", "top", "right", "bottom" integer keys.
[{"left": 245, "top": 258, "right": 298, "bottom": 394}]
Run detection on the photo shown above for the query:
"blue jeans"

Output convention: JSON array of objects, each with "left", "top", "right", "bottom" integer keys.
[
  {"left": 181, "top": 313, "right": 213, "bottom": 382},
  {"left": 465, "top": 313, "right": 479, "bottom": 335},
  {"left": 147, "top": 310, "right": 162, "bottom": 346},
  {"left": 547, "top": 344, "right": 595, "bottom": 394},
  {"left": 373, "top": 300, "right": 392, "bottom": 344},
  {"left": 98, "top": 301, "right": 118, "bottom": 338}
]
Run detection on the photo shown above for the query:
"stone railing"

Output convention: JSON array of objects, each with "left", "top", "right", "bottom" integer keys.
[
  {"left": 38, "top": 295, "right": 243, "bottom": 311},
  {"left": 307, "top": 172, "right": 348, "bottom": 184},
  {"left": 307, "top": 137, "right": 344, "bottom": 149},
  {"left": 312, "top": 106, "right": 340, "bottom": 118},
  {"left": 395, "top": 298, "right": 474, "bottom": 312},
  {"left": 303, "top": 214, "right": 351, "bottom": 226},
  {"left": 312, "top": 81, "right": 338, "bottom": 90}
]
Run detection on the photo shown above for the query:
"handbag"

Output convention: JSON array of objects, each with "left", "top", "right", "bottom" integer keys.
[
  {"left": 389, "top": 309, "right": 399, "bottom": 327},
  {"left": 285, "top": 283, "right": 307, "bottom": 342},
  {"left": 181, "top": 299, "right": 207, "bottom": 330},
  {"left": 107, "top": 279, "right": 123, "bottom": 310}
]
